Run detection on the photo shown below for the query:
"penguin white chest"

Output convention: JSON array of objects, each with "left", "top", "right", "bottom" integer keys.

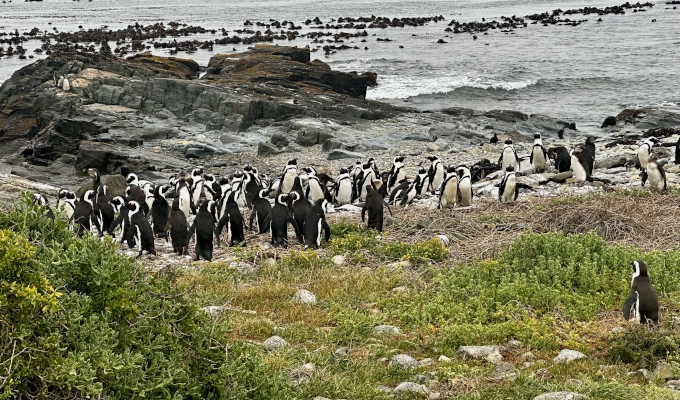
[
  {"left": 281, "top": 171, "right": 297, "bottom": 193},
  {"left": 532, "top": 146, "right": 546, "bottom": 168},
  {"left": 458, "top": 180, "right": 472, "bottom": 206},
  {"left": 571, "top": 156, "right": 587, "bottom": 182},
  {"left": 440, "top": 178, "right": 458, "bottom": 208},
  {"left": 502, "top": 148, "right": 518, "bottom": 170},
  {"left": 432, "top": 167, "right": 445, "bottom": 193},
  {"left": 638, "top": 146, "right": 650, "bottom": 170},
  {"left": 647, "top": 164, "right": 666, "bottom": 192},
  {"left": 336, "top": 180, "right": 352, "bottom": 205},
  {"left": 500, "top": 175, "right": 516, "bottom": 203}
]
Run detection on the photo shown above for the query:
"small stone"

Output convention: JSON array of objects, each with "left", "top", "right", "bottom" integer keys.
[
  {"left": 384, "top": 215, "right": 399, "bottom": 226},
  {"left": 610, "top": 327, "right": 624, "bottom": 334},
  {"left": 506, "top": 340, "right": 522, "bottom": 351},
  {"left": 523, "top": 362, "right": 535, "bottom": 368},
  {"left": 261, "top": 258, "right": 277, "bottom": 268},
  {"left": 533, "top": 392, "right": 585, "bottom": 400},
  {"left": 332, "top": 255, "right": 346, "bottom": 266},
  {"left": 553, "top": 349, "right": 586, "bottom": 364},
  {"left": 230, "top": 261, "right": 255, "bottom": 275},
  {"left": 485, "top": 351, "right": 503, "bottom": 364},
  {"left": 377, "top": 385, "right": 393, "bottom": 393},
  {"left": 654, "top": 363, "right": 674, "bottom": 380},
  {"left": 289, "top": 363, "right": 315, "bottom": 383},
  {"left": 334, "top": 347, "right": 350, "bottom": 359},
  {"left": 386, "top": 260, "right": 413, "bottom": 270},
  {"left": 419, "top": 358, "right": 434, "bottom": 367},
  {"left": 392, "top": 286, "right": 408, "bottom": 293},
  {"left": 263, "top": 335, "right": 289, "bottom": 352},
  {"left": 428, "top": 393, "right": 441, "bottom": 400},
  {"left": 438, "top": 355, "right": 451, "bottom": 363},
  {"left": 457, "top": 345, "right": 503, "bottom": 360},
  {"left": 491, "top": 361, "right": 517, "bottom": 380},
  {"left": 536, "top": 368, "right": 553, "bottom": 381},
  {"left": 373, "top": 325, "right": 401, "bottom": 336},
  {"left": 566, "top": 379, "right": 583, "bottom": 388},
  {"left": 393, "top": 382, "right": 429, "bottom": 395},
  {"left": 292, "top": 289, "right": 317, "bottom": 305},
  {"left": 520, "top": 351, "right": 536, "bottom": 361},
  {"left": 202, "top": 305, "right": 224, "bottom": 317},
  {"left": 627, "top": 368, "right": 650, "bottom": 380},
  {"left": 390, "top": 354, "right": 420, "bottom": 369},
  {"left": 413, "top": 374, "right": 429, "bottom": 384},
  {"left": 313, "top": 397, "right": 332, "bottom": 400}
]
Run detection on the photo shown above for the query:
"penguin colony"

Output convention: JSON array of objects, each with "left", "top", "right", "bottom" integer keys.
[{"left": 30, "top": 134, "right": 668, "bottom": 325}]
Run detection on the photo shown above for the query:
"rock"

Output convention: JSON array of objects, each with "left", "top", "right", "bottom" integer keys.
[
  {"left": 596, "top": 156, "right": 627, "bottom": 169},
  {"left": 270, "top": 133, "right": 290, "bottom": 148},
  {"left": 392, "top": 286, "right": 408, "bottom": 293},
  {"left": 334, "top": 347, "right": 349, "bottom": 359},
  {"left": 373, "top": 325, "right": 401, "bottom": 336},
  {"left": 261, "top": 258, "right": 277, "bottom": 268},
  {"left": 377, "top": 385, "right": 393, "bottom": 393},
  {"left": 332, "top": 255, "right": 346, "bottom": 266},
  {"left": 666, "top": 380, "right": 680, "bottom": 391},
  {"left": 263, "top": 336, "right": 289, "bottom": 352},
  {"left": 654, "top": 363, "right": 674, "bottom": 380},
  {"left": 419, "top": 358, "right": 433, "bottom": 367},
  {"left": 258, "top": 141, "right": 284, "bottom": 157},
  {"left": 627, "top": 369, "right": 650, "bottom": 380},
  {"left": 601, "top": 116, "right": 618, "bottom": 128},
  {"left": 386, "top": 260, "right": 413, "bottom": 270},
  {"left": 184, "top": 147, "right": 205, "bottom": 159},
  {"left": 457, "top": 345, "right": 503, "bottom": 360},
  {"left": 231, "top": 261, "right": 256, "bottom": 275},
  {"left": 390, "top": 354, "right": 420, "bottom": 369},
  {"left": 327, "top": 149, "right": 366, "bottom": 160},
  {"left": 392, "top": 382, "right": 429, "bottom": 395},
  {"left": 553, "top": 349, "right": 586, "bottom": 364},
  {"left": 533, "top": 392, "right": 585, "bottom": 400},
  {"left": 438, "top": 355, "right": 451, "bottom": 363},
  {"left": 535, "top": 368, "right": 553, "bottom": 380},
  {"left": 484, "top": 109, "right": 529, "bottom": 123},
  {"left": 289, "top": 363, "right": 315, "bottom": 383},
  {"left": 491, "top": 361, "right": 517, "bottom": 380},
  {"left": 520, "top": 352, "right": 535, "bottom": 361},
  {"left": 284, "top": 143, "right": 305, "bottom": 153},
  {"left": 565, "top": 379, "right": 583, "bottom": 388},
  {"left": 322, "top": 138, "right": 359, "bottom": 152},
  {"left": 549, "top": 171, "right": 574, "bottom": 183},
  {"left": 292, "top": 289, "right": 317, "bottom": 305},
  {"left": 76, "top": 174, "right": 127, "bottom": 198},
  {"left": 428, "top": 393, "right": 441, "bottom": 400},
  {"left": 485, "top": 351, "right": 504, "bottom": 364},
  {"left": 427, "top": 138, "right": 451, "bottom": 152},
  {"left": 413, "top": 374, "right": 430, "bottom": 384},
  {"left": 201, "top": 305, "right": 224, "bottom": 317}
]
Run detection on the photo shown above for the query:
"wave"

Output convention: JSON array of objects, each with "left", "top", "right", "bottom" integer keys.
[{"left": 366, "top": 74, "right": 539, "bottom": 100}]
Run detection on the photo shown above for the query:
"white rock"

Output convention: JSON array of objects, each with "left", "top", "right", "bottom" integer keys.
[
  {"left": 230, "top": 261, "right": 255, "bottom": 275},
  {"left": 289, "top": 363, "right": 315, "bottom": 382},
  {"left": 533, "top": 392, "right": 585, "bottom": 400},
  {"left": 438, "top": 355, "right": 451, "bottom": 363},
  {"left": 373, "top": 325, "right": 401, "bottom": 335},
  {"left": 202, "top": 305, "right": 223, "bottom": 317},
  {"left": 292, "top": 289, "right": 317, "bottom": 305},
  {"left": 393, "top": 382, "right": 429, "bottom": 395},
  {"left": 419, "top": 358, "right": 434, "bottom": 367},
  {"left": 392, "top": 286, "right": 408, "bottom": 293},
  {"left": 627, "top": 369, "right": 650, "bottom": 380},
  {"left": 390, "top": 354, "right": 419, "bottom": 369},
  {"left": 435, "top": 234, "right": 450, "bottom": 246},
  {"left": 263, "top": 335, "right": 289, "bottom": 352},
  {"left": 485, "top": 350, "right": 504, "bottom": 364},
  {"left": 332, "top": 255, "right": 346, "bottom": 266},
  {"left": 457, "top": 345, "right": 503, "bottom": 360},
  {"left": 666, "top": 380, "right": 680, "bottom": 391},
  {"left": 553, "top": 349, "right": 586, "bottom": 364}
]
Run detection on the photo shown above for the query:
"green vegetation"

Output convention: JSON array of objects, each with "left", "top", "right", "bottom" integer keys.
[{"left": 4, "top": 194, "right": 680, "bottom": 399}]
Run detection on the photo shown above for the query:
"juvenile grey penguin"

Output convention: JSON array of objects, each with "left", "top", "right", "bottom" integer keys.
[
  {"left": 638, "top": 137, "right": 659, "bottom": 170},
  {"left": 499, "top": 139, "right": 520, "bottom": 172},
  {"left": 530, "top": 133, "right": 547, "bottom": 172},
  {"left": 642, "top": 153, "right": 667, "bottom": 193},
  {"left": 498, "top": 165, "right": 518, "bottom": 204},
  {"left": 622, "top": 260, "right": 658, "bottom": 326}
]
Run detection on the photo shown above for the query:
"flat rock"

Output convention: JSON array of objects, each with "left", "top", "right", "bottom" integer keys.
[
  {"left": 390, "top": 354, "right": 419, "bottom": 369},
  {"left": 392, "top": 382, "right": 429, "bottom": 395},
  {"left": 292, "top": 289, "right": 317, "bottom": 305},
  {"left": 553, "top": 349, "right": 586, "bottom": 364},
  {"left": 533, "top": 392, "right": 585, "bottom": 400},
  {"left": 457, "top": 345, "right": 503, "bottom": 360},
  {"left": 596, "top": 155, "right": 628, "bottom": 169},
  {"left": 549, "top": 171, "right": 574, "bottom": 183},
  {"left": 263, "top": 335, "right": 289, "bottom": 352},
  {"left": 327, "top": 149, "right": 366, "bottom": 161}
]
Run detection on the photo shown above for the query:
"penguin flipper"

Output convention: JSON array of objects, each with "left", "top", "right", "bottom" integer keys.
[
  {"left": 249, "top": 209, "right": 256, "bottom": 231},
  {"left": 322, "top": 219, "right": 331, "bottom": 242},
  {"left": 383, "top": 200, "right": 394, "bottom": 217},
  {"left": 622, "top": 291, "right": 637, "bottom": 320},
  {"left": 125, "top": 221, "right": 137, "bottom": 249},
  {"left": 361, "top": 205, "right": 367, "bottom": 222},
  {"left": 215, "top": 213, "right": 229, "bottom": 237},
  {"left": 186, "top": 222, "right": 197, "bottom": 247},
  {"left": 288, "top": 216, "right": 300, "bottom": 236}
]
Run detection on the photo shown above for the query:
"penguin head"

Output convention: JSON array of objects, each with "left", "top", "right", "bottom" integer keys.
[
  {"left": 339, "top": 167, "right": 349, "bottom": 175},
  {"left": 287, "top": 158, "right": 298, "bottom": 166},
  {"left": 504, "top": 138, "right": 513, "bottom": 145},
  {"left": 631, "top": 260, "right": 648, "bottom": 278},
  {"left": 302, "top": 166, "right": 317, "bottom": 176},
  {"left": 393, "top": 155, "right": 405, "bottom": 165},
  {"left": 418, "top": 166, "right": 427, "bottom": 175},
  {"left": 276, "top": 193, "right": 288, "bottom": 205},
  {"left": 446, "top": 165, "right": 457, "bottom": 174},
  {"left": 533, "top": 132, "right": 541, "bottom": 140},
  {"left": 192, "top": 167, "right": 204, "bottom": 180},
  {"left": 258, "top": 188, "right": 269, "bottom": 199},
  {"left": 586, "top": 136, "right": 597, "bottom": 144},
  {"left": 157, "top": 185, "right": 171, "bottom": 199},
  {"left": 648, "top": 152, "right": 660, "bottom": 164},
  {"left": 57, "top": 188, "right": 71, "bottom": 199},
  {"left": 504, "top": 165, "right": 515, "bottom": 173},
  {"left": 219, "top": 176, "right": 230, "bottom": 186},
  {"left": 204, "top": 174, "right": 215, "bottom": 184},
  {"left": 456, "top": 166, "right": 470, "bottom": 179},
  {"left": 288, "top": 191, "right": 301, "bottom": 202},
  {"left": 87, "top": 168, "right": 100, "bottom": 180},
  {"left": 144, "top": 185, "right": 154, "bottom": 197},
  {"left": 83, "top": 190, "right": 96, "bottom": 205},
  {"left": 32, "top": 193, "right": 48, "bottom": 206},
  {"left": 126, "top": 200, "right": 140, "bottom": 215},
  {"left": 243, "top": 164, "right": 253, "bottom": 174},
  {"left": 169, "top": 175, "right": 179, "bottom": 187},
  {"left": 126, "top": 173, "right": 139, "bottom": 186},
  {"left": 427, "top": 155, "right": 440, "bottom": 162},
  {"left": 572, "top": 146, "right": 583, "bottom": 156},
  {"left": 111, "top": 196, "right": 124, "bottom": 208}
]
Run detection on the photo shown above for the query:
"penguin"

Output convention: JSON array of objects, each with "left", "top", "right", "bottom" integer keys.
[
  {"left": 249, "top": 188, "right": 272, "bottom": 234},
  {"left": 361, "top": 185, "right": 393, "bottom": 232},
  {"left": 547, "top": 147, "right": 572, "bottom": 173},
  {"left": 305, "top": 173, "right": 327, "bottom": 203},
  {"left": 357, "top": 159, "right": 378, "bottom": 201},
  {"left": 268, "top": 177, "right": 281, "bottom": 197},
  {"left": 73, "top": 190, "right": 97, "bottom": 236},
  {"left": 456, "top": 166, "right": 473, "bottom": 207},
  {"left": 126, "top": 200, "right": 156, "bottom": 257},
  {"left": 219, "top": 176, "right": 232, "bottom": 196},
  {"left": 427, "top": 155, "right": 446, "bottom": 194},
  {"left": 62, "top": 77, "right": 70, "bottom": 91},
  {"left": 498, "top": 165, "right": 518, "bottom": 204},
  {"left": 143, "top": 184, "right": 155, "bottom": 215},
  {"left": 386, "top": 155, "right": 406, "bottom": 195},
  {"left": 151, "top": 185, "right": 171, "bottom": 238},
  {"left": 56, "top": 188, "right": 77, "bottom": 219},
  {"left": 203, "top": 174, "right": 221, "bottom": 201},
  {"left": 289, "top": 191, "right": 309, "bottom": 243},
  {"left": 108, "top": 196, "right": 131, "bottom": 243},
  {"left": 57, "top": 75, "right": 64, "bottom": 88},
  {"left": 303, "top": 199, "right": 331, "bottom": 249},
  {"left": 243, "top": 164, "right": 262, "bottom": 207},
  {"left": 189, "top": 167, "right": 204, "bottom": 212},
  {"left": 557, "top": 127, "right": 565, "bottom": 140},
  {"left": 333, "top": 167, "right": 353, "bottom": 206},
  {"left": 186, "top": 200, "right": 216, "bottom": 261},
  {"left": 642, "top": 153, "right": 667, "bottom": 193},
  {"left": 415, "top": 166, "right": 430, "bottom": 197},
  {"left": 489, "top": 133, "right": 499, "bottom": 144},
  {"left": 570, "top": 146, "right": 589, "bottom": 182},
  {"left": 124, "top": 173, "right": 149, "bottom": 215},
  {"left": 87, "top": 167, "right": 102, "bottom": 194},
  {"left": 581, "top": 136, "right": 597, "bottom": 176},
  {"left": 530, "top": 133, "right": 547, "bottom": 172},
  {"left": 263, "top": 193, "right": 299, "bottom": 247},
  {"left": 349, "top": 160, "right": 363, "bottom": 180},
  {"left": 388, "top": 178, "right": 410, "bottom": 205},
  {"left": 622, "top": 260, "right": 659, "bottom": 326},
  {"left": 176, "top": 177, "right": 192, "bottom": 219},
  {"left": 95, "top": 185, "right": 115, "bottom": 234},
  {"left": 32, "top": 193, "right": 55, "bottom": 220},
  {"left": 675, "top": 136, "right": 680, "bottom": 165},
  {"left": 398, "top": 177, "right": 420, "bottom": 207},
  {"left": 637, "top": 137, "right": 659, "bottom": 170},
  {"left": 279, "top": 158, "right": 298, "bottom": 194},
  {"left": 498, "top": 139, "right": 520, "bottom": 172},
  {"left": 215, "top": 192, "right": 246, "bottom": 247},
  {"left": 165, "top": 198, "right": 189, "bottom": 255},
  {"left": 438, "top": 166, "right": 459, "bottom": 209}
]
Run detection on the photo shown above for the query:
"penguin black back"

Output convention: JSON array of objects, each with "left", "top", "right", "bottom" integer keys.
[
  {"left": 362, "top": 186, "right": 392, "bottom": 232},
  {"left": 166, "top": 198, "right": 189, "bottom": 255},
  {"left": 582, "top": 136, "right": 597, "bottom": 175},
  {"left": 151, "top": 185, "right": 171, "bottom": 238},
  {"left": 96, "top": 185, "right": 115, "bottom": 234},
  {"left": 250, "top": 188, "right": 272, "bottom": 234},
  {"left": 73, "top": 190, "right": 97, "bottom": 237},
  {"left": 215, "top": 193, "right": 246, "bottom": 247},
  {"left": 125, "top": 201, "right": 156, "bottom": 257},
  {"left": 289, "top": 191, "right": 309, "bottom": 242},
  {"left": 187, "top": 200, "right": 216, "bottom": 261},
  {"left": 265, "top": 194, "right": 299, "bottom": 248},
  {"left": 303, "top": 199, "right": 331, "bottom": 249},
  {"left": 548, "top": 146, "right": 571, "bottom": 173},
  {"left": 622, "top": 261, "right": 659, "bottom": 326}
]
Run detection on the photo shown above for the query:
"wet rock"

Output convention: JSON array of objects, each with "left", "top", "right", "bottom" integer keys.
[
  {"left": 263, "top": 335, "right": 289, "bottom": 352},
  {"left": 549, "top": 171, "right": 574, "bottom": 183},
  {"left": 390, "top": 354, "right": 419, "bottom": 369},
  {"left": 393, "top": 382, "right": 429, "bottom": 395},
  {"left": 185, "top": 148, "right": 205, "bottom": 159},
  {"left": 553, "top": 349, "right": 586, "bottom": 364},
  {"left": 292, "top": 289, "right": 317, "bottom": 305},
  {"left": 533, "top": 392, "right": 585, "bottom": 400}
]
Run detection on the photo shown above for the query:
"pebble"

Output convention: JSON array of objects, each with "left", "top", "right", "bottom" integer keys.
[
  {"left": 390, "top": 354, "right": 420, "bottom": 369},
  {"left": 533, "top": 392, "right": 585, "bottom": 400},
  {"left": 627, "top": 368, "right": 650, "bottom": 380},
  {"left": 666, "top": 380, "right": 680, "bottom": 391},
  {"left": 292, "top": 289, "right": 317, "bottom": 305},
  {"left": 332, "top": 255, "right": 346, "bottom": 266},
  {"left": 289, "top": 363, "right": 315, "bottom": 383},
  {"left": 392, "top": 382, "right": 429, "bottom": 395},
  {"left": 263, "top": 335, "right": 289, "bottom": 352},
  {"left": 457, "top": 345, "right": 503, "bottom": 360},
  {"left": 535, "top": 368, "right": 553, "bottom": 380},
  {"left": 553, "top": 349, "right": 586, "bottom": 364},
  {"left": 334, "top": 347, "right": 350, "bottom": 359},
  {"left": 372, "top": 324, "right": 401, "bottom": 335},
  {"left": 438, "top": 355, "right": 451, "bottom": 363},
  {"left": 392, "top": 286, "right": 408, "bottom": 293},
  {"left": 419, "top": 358, "right": 434, "bottom": 367}
]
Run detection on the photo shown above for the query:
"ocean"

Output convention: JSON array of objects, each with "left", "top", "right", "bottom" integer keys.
[{"left": 1, "top": 0, "right": 679, "bottom": 132}]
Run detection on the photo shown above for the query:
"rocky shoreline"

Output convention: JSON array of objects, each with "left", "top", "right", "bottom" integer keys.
[{"left": 1, "top": 44, "right": 680, "bottom": 206}]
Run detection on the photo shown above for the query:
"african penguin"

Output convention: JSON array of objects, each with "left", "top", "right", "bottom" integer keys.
[
  {"left": 415, "top": 166, "right": 430, "bottom": 197},
  {"left": 289, "top": 191, "right": 309, "bottom": 243},
  {"left": 243, "top": 164, "right": 262, "bottom": 207},
  {"left": 398, "top": 177, "right": 420, "bottom": 207},
  {"left": 357, "top": 160, "right": 377, "bottom": 201},
  {"left": 151, "top": 185, "right": 171, "bottom": 238},
  {"left": 622, "top": 261, "right": 658, "bottom": 326},
  {"left": 548, "top": 147, "right": 571, "bottom": 173},
  {"left": 108, "top": 196, "right": 131, "bottom": 243},
  {"left": 530, "top": 133, "right": 547, "bottom": 172},
  {"left": 489, "top": 133, "right": 499, "bottom": 144},
  {"left": 187, "top": 200, "right": 216, "bottom": 261},
  {"left": 265, "top": 193, "right": 299, "bottom": 247},
  {"left": 570, "top": 146, "right": 589, "bottom": 182},
  {"left": 456, "top": 166, "right": 473, "bottom": 207},
  {"left": 165, "top": 198, "right": 189, "bottom": 255},
  {"left": 361, "top": 185, "right": 393, "bottom": 233},
  {"left": 32, "top": 193, "right": 55, "bottom": 220},
  {"left": 305, "top": 173, "right": 327, "bottom": 203},
  {"left": 189, "top": 167, "right": 204, "bottom": 212},
  {"left": 280, "top": 158, "right": 299, "bottom": 194},
  {"left": 388, "top": 178, "right": 410, "bottom": 206},
  {"left": 215, "top": 192, "right": 246, "bottom": 247},
  {"left": 249, "top": 188, "right": 273, "bottom": 234},
  {"left": 203, "top": 174, "right": 221, "bottom": 201},
  {"left": 95, "top": 185, "right": 115, "bottom": 234},
  {"left": 438, "top": 166, "right": 459, "bottom": 209},
  {"left": 88, "top": 167, "right": 102, "bottom": 194},
  {"left": 498, "top": 165, "right": 518, "bottom": 204},
  {"left": 499, "top": 139, "right": 520, "bottom": 172},
  {"left": 73, "top": 190, "right": 97, "bottom": 236},
  {"left": 56, "top": 188, "right": 77, "bottom": 219},
  {"left": 333, "top": 167, "right": 353, "bottom": 206},
  {"left": 427, "top": 155, "right": 446, "bottom": 194},
  {"left": 303, "top": 199, "right": 331, "bottom": 249},
  {"left": 125, "top": 200, "right": 156, "bottom": 257},
  {"left": 582, "top": 136, "right": 597, "bottom": 176},
  {"left": 642, "top": 153, "right": 667, "bottom": 193},
  {"left": 176, "top": 177, "right": 192, "bottom": 219},
  {"left": 386, "top": 156, "right": 406, "bottom": 195},
  {"left": 638, "top": 137, "right": 659, "bottom": 170}
]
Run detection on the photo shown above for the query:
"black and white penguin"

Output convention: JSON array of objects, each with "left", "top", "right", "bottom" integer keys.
[
  {"left": 87, "top": 167, "right": 102, "bottom": 194},
  {"left": 125, "top": 201, "right": 156, "bottom": 257},
  {"left": 622, "top": 260, "right": 659, "bottom": 326},
  {"left": 386, "top": 155, "right": 406, "bottom": 195},
  {"left": 249, "top": 188, "right": 272, "bottom": 234},
  {"left": 56, "top": 188, "right": 77, "bottom": 219},
  {"left": 333, "top": 167, "right": 353, "bottom": 206},
  {"left": 95, "top": 185, "right": 114, "bottom": 234},
  {"left": 570, "top": 146, "right": 589, "bottom": 182},
  {"left": 415, "top": 167, "right": 430, "bottom": 197},
  {"left": 638, "top": 137, "right": 659, "bottom": 170},
  {"left": 151, "top": 185, "right": 171, "bottom": 238},
  {"left": 398, "top": 177, "right": 421, "bottom": 207},
  {"left": 499, "top": 139, "right": 520, "bottom": 172},
  {"left": 498, "top": 165, "right": 518, "bottom": 204},
  {"left": 547, "top": 147, "right": 571, "bottom": 173},
  {"left": 203, "top": 174, "right": 221, "bottom": 201},
  {"left": 124, "top": 173, "right": 149, "bottom": 215},
  {"left": 279, "top": 158, "right": 298, "bottom": 194},
  {"left": 268, "top": 177, "right": 281, "bottom": 197},
  {"left": 215, "top": 192, "right": 246, "bottom": 247},
  {"left": 243, "top": 164, "right": 262, "bottom": 207},
  {"left": 438, "top": 166, "right": 459, "bottom": 209},
  {"left": 187, "top": 200, "right": 216, "bottom": 261},
  {"left": 582, "top": 136, "right": 597, "bottom": 176},
  {"left": 143, "top": 184, "right": 155, "bottom": 216},
  {"left": 305, "top": 171, "right": 327, "bottom": 203},
  {"left": 219, "top": 176, "right": 232, "bottom": 196},
  {"left": 73, "top": 190, "right": 97, "bottom": 236},
  {"left": 32, "top": 193, "right": 55, "bottom": 220},
  {"left": 456, "top": 166, "right": 473, "bottom": 207},
  {"left": 57, "top": 74, "right": 64, "bottom": 88},
  {"left": 303, "top": 199, "right": 331, "bottom": 250},
  {"left": 357, "top": 159, "right": 378, "bottom": 201},
  {"left": 388, "top": 178, "right": 410, "bottom": 205},
  {"left": 642, "top": 153, "right": 667, "bottom": 193},
  {"left": 189, "top": 167, "right": 204, "bottom": 212},
  {"left": 176, "top": 177, "right": 192, "bottom": 219},
  {"left": 108, "top": 196, "right": 131, "bottom": 243},
  {"left": 361, "top": 185, "right": 393, "bottom": 232},
  {"left": 165, "top": 198, "right": 189, "bottom": 255},
  {"left": 289, "top": 191, "right": 309, "bottom": 243},
  {"left": 62, "top": 76, "right": 70, "bottom": 91},
  {"left": 427, "top": 155, "right": 446, "bottom": 194},
  {"left": 530, "top": 133, "right": 547, "bottom": 172},
  {"left": 265, "top": 193, "right": 299, "bottom": 247},
  {"left": 228, "top": 171, "right": 248, "bottom": 209}
]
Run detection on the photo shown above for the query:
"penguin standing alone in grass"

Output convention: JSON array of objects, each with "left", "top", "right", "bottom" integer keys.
[
  {"left": 622, "top": 261, "right": 658, "bottom": 326},
  {"left": 303, "top": 199, "right": 331, "bottom": 249},
  {"left": 530, "top": 133, "right": 547, "bottom": 172},
  {"left": 642, "top": 153, "right": 667, "bottom": 193},
  {"left": 498, "top": 166, "right": 518, "bottom": 204}
]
